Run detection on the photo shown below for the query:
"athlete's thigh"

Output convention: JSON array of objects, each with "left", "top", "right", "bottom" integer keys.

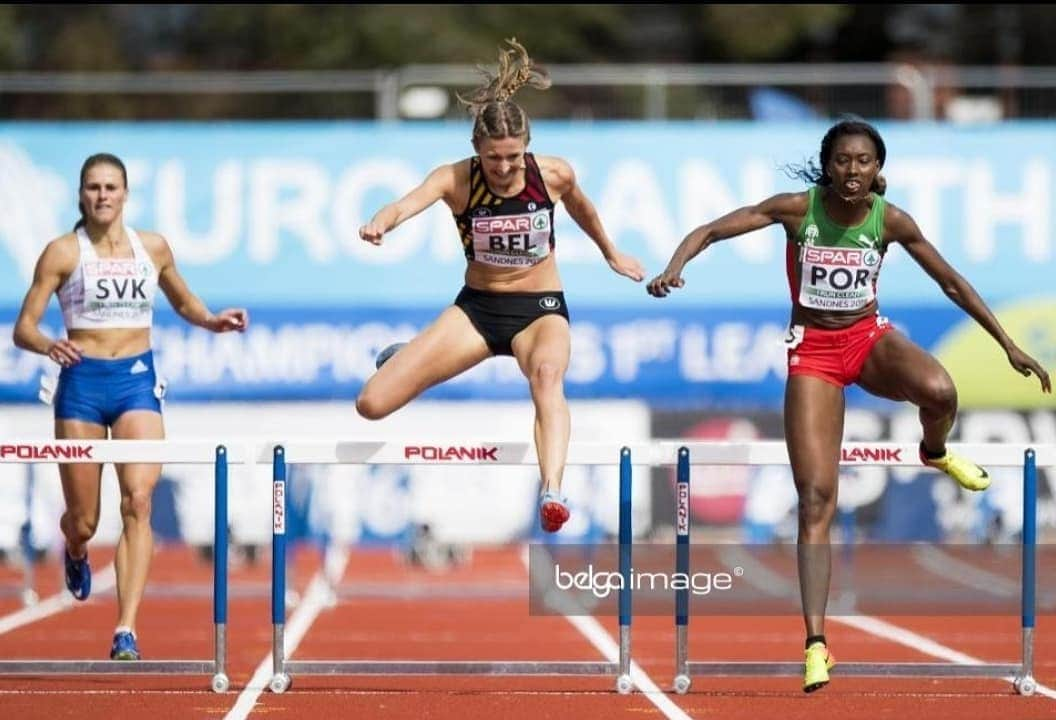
[
  {"left": 784, "top": 374, "right": 845, "bottom": 491},
  {"left": 365, "top": 305, "right": 492, "bottom": 402},
  {"left": 54, "top": 418, "right": 107, "bottom": 514},
  {"left": 857, "top": 329, "right": 948, "bottom": 403},
  {"left": 510, "top": 314, "right": 571, "bottom": 376},
  {"left": 111, "top": 410, "right": 164, "bottom": 494}
]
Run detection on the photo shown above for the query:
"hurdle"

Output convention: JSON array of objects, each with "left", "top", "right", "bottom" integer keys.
[
  {"left": 266, "top": 440, "right": 641, "bottom": 694},
  {"left": 667, "top": 440, "right": 1054, "bottom": 696},
  {"left": 0, "top": 440, "right": 232, "bottom": 693}
]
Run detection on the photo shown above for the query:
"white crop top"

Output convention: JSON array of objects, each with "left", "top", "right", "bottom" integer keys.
[{"left": 58, "top": 226, "right": 159, "bottom": 330}]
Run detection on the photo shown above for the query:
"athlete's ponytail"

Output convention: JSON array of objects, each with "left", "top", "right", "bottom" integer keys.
[{"left": 457, "top": 38, "right": 551, "bottom": 148}]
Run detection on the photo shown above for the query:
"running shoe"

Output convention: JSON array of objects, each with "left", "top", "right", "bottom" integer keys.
[
  {"left": 803, "top": 641, "right": 836, "bottom": 693},
  {"left": 539, "top": 492, "right": 570, "bottom": 533},
  {"left": 919, "top": 442, "right": 991, "bottom": 491},
  {"left": 63, "top": 549, "right": 91, "bottom": 601},
  {"left": 110, "top": 631, "right": 141, "bottom": 661},
  {"left": 375, "top": 342, "right": 407, "bottom": 370}
]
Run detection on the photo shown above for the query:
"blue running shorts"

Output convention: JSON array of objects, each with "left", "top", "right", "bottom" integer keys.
[{"left": 53, "top": 350, "right": 163, "bottom": 426}]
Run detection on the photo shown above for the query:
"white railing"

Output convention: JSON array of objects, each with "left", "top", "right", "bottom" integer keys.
[{"left": 5, "top": 63, "right": 1056, "bottom": 120}]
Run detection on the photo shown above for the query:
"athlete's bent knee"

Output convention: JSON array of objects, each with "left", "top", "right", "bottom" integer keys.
[
  {"left": 356, "top": 392, "right": 392, "bottom": 421},
  {"left": 921, "top": 373, "right": 957, "bottom": 411}
]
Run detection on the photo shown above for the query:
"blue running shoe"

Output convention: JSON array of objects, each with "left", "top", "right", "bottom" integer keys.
[
  {"left": 64, "top": 549, "right": 91, "bottom": 601},
  {"left": 110, "top": 631, "right": 141, "bottom": 660},
  {"left": 375, "top": 342, "right": 407, "bottom": 370}
]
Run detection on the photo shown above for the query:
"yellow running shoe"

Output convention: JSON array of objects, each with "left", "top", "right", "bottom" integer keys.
[
  {"left": 919, "top": 443, "right": 991, "bottom": 491},
  {"left": 803, "top": 641, "right": 835, "bottom": 693}
]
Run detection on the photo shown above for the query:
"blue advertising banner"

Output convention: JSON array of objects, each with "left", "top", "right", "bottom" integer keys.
[
  {"left": 8, "top": 303, "right": 1042, "bottom": 408},
  {"left": 0, "top": 121, "right": 1053, "bottom": 310}
]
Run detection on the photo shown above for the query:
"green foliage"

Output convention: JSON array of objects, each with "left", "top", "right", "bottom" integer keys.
[
  {"left": 1, "top": 5, "right": 1050, "bottom": 119},
  {"left": 0, "top": 5, "right": 21, "bottom": 68},
  {"left": 699, "top": 5, "right": 852, "bottom": 61},
  {"left": 184, "top": 5, "right": 630, "bottom": 69}
]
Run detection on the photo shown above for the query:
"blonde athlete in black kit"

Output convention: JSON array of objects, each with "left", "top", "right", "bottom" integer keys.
[{"left": 357, "top": 39, "right": 644, "bottom": 533}]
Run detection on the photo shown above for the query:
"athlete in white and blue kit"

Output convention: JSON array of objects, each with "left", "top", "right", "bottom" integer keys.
[
  {"left": 12, "top": 153, "right": 248, "bottom": 660},
  {"left": 357, "top": 40, "right": 644, "bottom": 533}
]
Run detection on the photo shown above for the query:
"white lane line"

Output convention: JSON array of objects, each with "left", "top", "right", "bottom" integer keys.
[
  {"left": 911, "top": 545, "right": 1020, "bottom": 597},
  {"left": 564, "top": 613, "right": 695, "bottom": 720},
  {"left": 223, "top": 547, "right": 348, "bottom": 720},
  {"left": 520, "top": 546, "right": 694, "bottom": 720},
  {"left": 0, "top": 563, "right": 116, "bottom": 636}
]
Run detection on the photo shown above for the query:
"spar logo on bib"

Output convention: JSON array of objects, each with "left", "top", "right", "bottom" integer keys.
[
  {"left": 798, "top": 245, "right": 879, "bottom": 311},
  {"left": 472, "top": 209, "right": 552, "bottom": 267}
]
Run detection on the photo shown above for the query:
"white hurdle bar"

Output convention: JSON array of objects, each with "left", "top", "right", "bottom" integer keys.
[
  {"left": 249, "top": 439, "right": 1056, "bottom": 468},
  {"left": 265, "top": 441, "right": 639, "bottom": 695},
  {"left": 668, "top": 441, "right": 1055, "bottom": 697},
  {"left": 0, "top": 440, "right": 234, "bottom": 693}
]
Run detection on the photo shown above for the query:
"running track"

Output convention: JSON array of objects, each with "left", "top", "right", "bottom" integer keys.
[{"left": 0, "top": 544, "right": 1052, "bottom": 719}]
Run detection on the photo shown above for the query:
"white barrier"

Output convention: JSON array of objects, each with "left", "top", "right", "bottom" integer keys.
[
  {"left": 3, "top": 438, "right": 1054, "bottom": 466},
  {"left": 1, "top": 438, "right": 1051, "bottom": 695}
]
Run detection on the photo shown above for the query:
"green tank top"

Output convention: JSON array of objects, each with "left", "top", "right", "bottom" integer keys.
[{"left": 788, "top": 186, "right": 888, "bottom": 313}]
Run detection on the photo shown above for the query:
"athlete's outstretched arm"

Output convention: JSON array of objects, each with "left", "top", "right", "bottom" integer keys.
[
  {"left": 647, "top": 192, "right": 805, "bottom": 298},
  {"left": 150, "top": 233, "right": 248, "bottom": 333},
  {"left": 888, "top": 204, "right": 1050, "bottom": 392},
  {"left": 358, "top": 163, "right": 459, "bottom": 245},
  {"left": 12, "top": 239, "right": 82, "bottom": 364},
  {"left": 545, "top": 157, "right": 644, "bottom": 282}
]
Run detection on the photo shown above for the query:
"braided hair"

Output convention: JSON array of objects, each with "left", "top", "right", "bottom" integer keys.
[{"left": 457, "top": 38, "right": 551, "bottom": 148}]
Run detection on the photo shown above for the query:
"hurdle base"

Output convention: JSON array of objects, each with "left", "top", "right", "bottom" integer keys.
[
  {"left": 685, "top": 661, "right": 1021, "bottom": 678},
  {"left": 0, "top": 660, "right": 218, "bottom": 674},
  {"left": 283, "top": 660, "right": 619, "bottom": 676}
]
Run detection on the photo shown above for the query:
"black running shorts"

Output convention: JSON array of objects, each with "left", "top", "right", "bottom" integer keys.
[{"left": 454, "top": 285, "right": 570, "bottom": 356}]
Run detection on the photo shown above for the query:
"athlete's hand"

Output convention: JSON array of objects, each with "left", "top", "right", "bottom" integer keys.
[
  {"left": 646, "top": 267, "right": 685, "bottom": 298},
  {"left": 359, "top": 221, "right": 386, "bottom": 246},
  {"left": 1007, "top": 345, "right": 1052, "bottom": 393},
  {"left": 607, "top": 251, "right": 645, "bottom": 282},
  {"left": 47, "top": 338, "right": 82, "bottom": 367},
  {"left": 207, "top": 308, "right": 249, "bottom": 333}
]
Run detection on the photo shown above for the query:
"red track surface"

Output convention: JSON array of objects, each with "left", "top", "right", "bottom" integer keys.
[{"left": 0, "top": 544, "right": 1052, "bottom": 719}]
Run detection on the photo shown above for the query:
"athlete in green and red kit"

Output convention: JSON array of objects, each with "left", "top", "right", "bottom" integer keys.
[{"left": 647, "top": 117, "right": 1051, "bottom": 693}]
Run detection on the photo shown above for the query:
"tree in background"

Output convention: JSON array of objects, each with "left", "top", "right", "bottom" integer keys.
[{"left": 1, "top": 5, "right": 1054, "bottom": 119}]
